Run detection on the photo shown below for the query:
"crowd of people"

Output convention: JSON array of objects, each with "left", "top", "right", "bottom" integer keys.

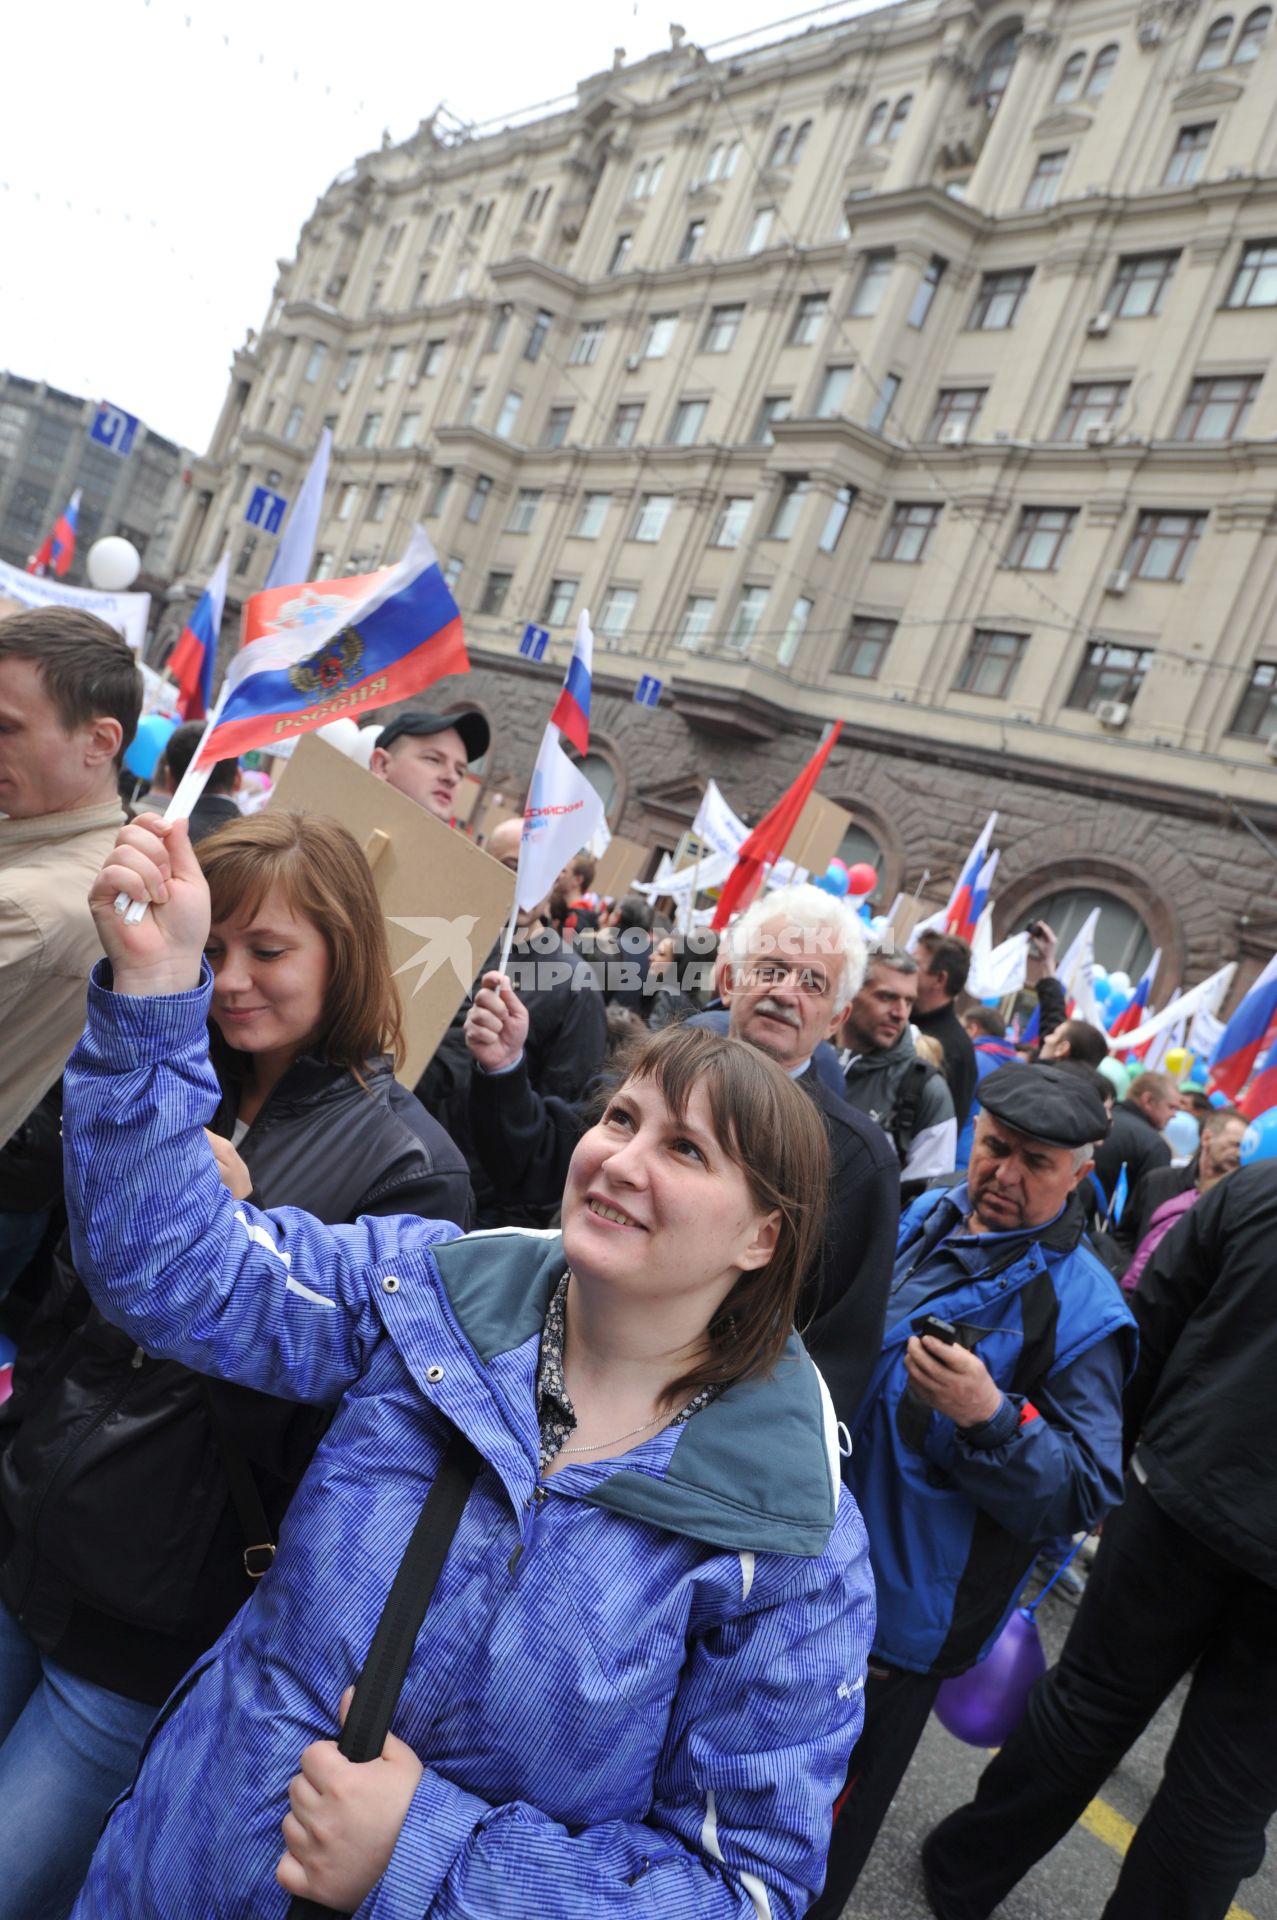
[{"left": 0, "top": 603, "right": 1272, "bottom": 1918}]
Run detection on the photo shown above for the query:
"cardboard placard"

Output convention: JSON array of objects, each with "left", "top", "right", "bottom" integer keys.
[
  {"left": 269, "top": 735, "right": 514, "bottom": 1086},
  {"left": 592, "top": 834, "right": 651, "bottom": 903},
  {"left": 784, "top": 793, "right": 851, "bottom": 877}
]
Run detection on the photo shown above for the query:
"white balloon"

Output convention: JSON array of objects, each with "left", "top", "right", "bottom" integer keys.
[
  {"left": 1108, "top": 970, "right": 1133, "bottom": 995},
  {"left": 87, "top": 536, "right": 141, "bottom": 591}
]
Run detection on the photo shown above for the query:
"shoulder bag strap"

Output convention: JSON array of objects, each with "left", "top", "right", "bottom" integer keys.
[{"left": 200, "top": 1381, "right": 278, "bottom": 1580}]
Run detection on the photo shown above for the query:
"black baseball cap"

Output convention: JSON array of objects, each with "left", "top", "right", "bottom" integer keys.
[
  {"left": 375, "top": 707, "right": 490, "bottom": 761},
  {"left": 978, "top": 1062, "right": 1110, "bottom": 1148}
]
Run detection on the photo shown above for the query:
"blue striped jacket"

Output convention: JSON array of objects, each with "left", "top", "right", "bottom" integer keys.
[{"left": 63, "top": 969, "right": 874, "bottom": 1920}]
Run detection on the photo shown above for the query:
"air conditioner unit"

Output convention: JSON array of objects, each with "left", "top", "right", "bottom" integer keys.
[
  {"left": 625, "top": 354, "right": 642, "bottom": 373},
  {"left": 1105, "top": 567, "right": 1131, "bottom": 595},
  {"left": 1086, "top": 311, "right": 1113, "bottom": 337},
  {"left": 1137, "top": 17, "right": 1163, "bottom": 45},
  {"left": 938, "top": 421, "right": 968, "bottom": 445},
  {"left": 1267, "top": 731, "right": 1277, "bottom": 762},
  {"left": 1086, "top": 423, "right": 1116, "bottom": 446},
  {"left": 1096, "top": 699, "right": 1130, "bottom": 729}
]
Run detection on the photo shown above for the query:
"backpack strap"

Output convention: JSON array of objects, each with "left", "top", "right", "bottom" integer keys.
[
  {"left": 889, "top": 1058, "right": 935, "bottom": 1166},
  {"left": 200, "top": 1382, "right": 277, "bottom": 1581}
]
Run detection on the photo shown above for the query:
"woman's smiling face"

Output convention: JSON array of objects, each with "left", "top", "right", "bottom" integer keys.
[{"left": 205, "top": 886, "right": 331, "bottom": 1059}]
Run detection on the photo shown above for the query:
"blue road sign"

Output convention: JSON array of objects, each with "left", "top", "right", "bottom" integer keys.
[
  {"left": 89, "top": 404, "right": 139, "bottom": 457},
  {"left": 634, "top": 674, "right": 663, "bottom": 708},
  {"left": 519, "top": 623, "right": 550, "bottom": 661},
  {"left": 245, "top": 486, "right": 289, "bottom": 534}
]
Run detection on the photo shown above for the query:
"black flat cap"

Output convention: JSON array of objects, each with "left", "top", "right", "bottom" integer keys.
[
  {"left": 376, "top": 707, "right": 490, "bottom": 761},
  {"left": 977, "top": 1062, "right": 1110, "bottom": 1148}
]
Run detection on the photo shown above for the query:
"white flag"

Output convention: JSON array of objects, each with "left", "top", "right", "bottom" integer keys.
[
  {"left": 264, "top": 428, "right": 332, "bottom": 591},
  {"left": 1057, "top": 908, "right": 1102, "bottom": 1027},
  {"left": 692, "top": 779, "right": 750, "bottom": 857},
  {"left": 1111, "top": 965, "right": 1237, "bottom": 1056},
  {"left": 968, "top": 912, "right": 1030, "bottom": 1000},
  {"left": 515, "top": 724, "right": 606, "bottom": 913}
]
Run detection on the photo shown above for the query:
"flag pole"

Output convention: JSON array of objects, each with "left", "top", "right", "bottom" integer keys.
[
  {"left": 113, "top": 685, "right": 229, "bottom": 926},
  {"left": 496, "top": 897, "right": 519, "bottom": 979}
]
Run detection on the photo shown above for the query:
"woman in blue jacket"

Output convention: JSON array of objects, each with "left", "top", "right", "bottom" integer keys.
[{"left": 61, "top": 812, "right": 874, "bottom": 1920}]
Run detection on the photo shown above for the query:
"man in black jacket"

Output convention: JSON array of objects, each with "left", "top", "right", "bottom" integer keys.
[
  {"left": 922, "top": 1160, "right": 1277, "bottom": 1920},
  {"left": 912, "top": 932, "right": 977, "bottom": 1128},
  {"left": 1091, "top": 1070, "right": 1181, "bottom": 1207}
]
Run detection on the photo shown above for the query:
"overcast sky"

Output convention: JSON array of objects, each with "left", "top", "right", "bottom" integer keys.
[{"left": 3, "top": 0, "right": 875, "bottom": 452}]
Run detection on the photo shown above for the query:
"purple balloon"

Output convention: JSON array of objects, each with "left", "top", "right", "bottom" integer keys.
[{"left": 933, "top": 1607, "right": 1046, "bottom": 1747}]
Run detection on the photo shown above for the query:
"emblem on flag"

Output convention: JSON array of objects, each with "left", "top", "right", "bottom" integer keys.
[{"left": 288, "top": 629, "right": 366, "bottom": 696}]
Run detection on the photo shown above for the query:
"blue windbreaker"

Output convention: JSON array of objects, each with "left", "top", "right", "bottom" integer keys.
[{"left": 63, "top": 969, "right": 874, "bottom": 1920}]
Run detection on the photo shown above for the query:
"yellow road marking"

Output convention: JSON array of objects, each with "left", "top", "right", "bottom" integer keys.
[{"left": 1080, "top": 1796, "right": 1256, "bottom": 1920}]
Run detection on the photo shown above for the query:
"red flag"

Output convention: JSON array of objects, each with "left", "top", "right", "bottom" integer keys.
[{"left": 711, "top": 722, "right": 843, "bottom": 930}]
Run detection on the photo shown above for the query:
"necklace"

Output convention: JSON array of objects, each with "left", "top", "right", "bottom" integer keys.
[{"left": 557, "top": 1410, "right": 670, "bottom": 1456}]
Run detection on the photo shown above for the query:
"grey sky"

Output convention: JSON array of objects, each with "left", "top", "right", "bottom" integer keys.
[{"left": 3, "top": 0, "right": 875, "bottom": 453}]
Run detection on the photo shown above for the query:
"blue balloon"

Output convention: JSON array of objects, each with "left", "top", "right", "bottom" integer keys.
[
  {"left": 1241, "top": 1109, "right": 1277, "bottom": 1164},
  {"left": 1208, "top": 1090, "right": 1231, "bottom": 1109},
  {"left": 124, "top": 713, "right": 177, "bottom": 781},
  {"left": 820, "top": 861, "right": 850, "bottom": 898}
]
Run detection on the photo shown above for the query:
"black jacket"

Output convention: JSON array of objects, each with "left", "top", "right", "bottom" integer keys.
[
  {"left": 188, "top": 792, "right": 242, "bottom": 843},
  {"left": 0, "top": 1055, "right": 471, "bottom": 1704},
  {"left": 1093, "top": 1098, "right": 1171, "bottom": 1205},
  {"left": 1126, "top": 1162, "right": 1277, "bottom": 1588},
  {"left": 467, "top": 1051, "right": 899, "bottom": 1423},
  {"left": 1115, "top": 1158, "right": 1197, "bottom": 1259},
  {"left": 912, "top": 1001, "right": 977, "bottom": 1129}
]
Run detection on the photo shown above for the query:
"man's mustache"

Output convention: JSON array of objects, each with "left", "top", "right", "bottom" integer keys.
[{"left": 754, "top": 997, "right": 801, "bottom": 1029}]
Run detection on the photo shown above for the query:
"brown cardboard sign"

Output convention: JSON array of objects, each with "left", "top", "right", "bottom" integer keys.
[
  {"left": 784, "top": 793, "right": 851, "bottom": 877},
  {"left": 269, "top": 735, "right": 514, "bottom": 1086},
  {"left": 593, "top": 835, "right": 651, "bottom": 903}
]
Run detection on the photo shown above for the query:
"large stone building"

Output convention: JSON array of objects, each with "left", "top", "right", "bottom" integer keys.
[{"left": 170, "top": 0, "right": 1277, "bottom": 994}]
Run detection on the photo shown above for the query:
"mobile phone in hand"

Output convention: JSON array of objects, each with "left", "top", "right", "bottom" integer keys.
[{"left": 911, "top": 1313, "right": 961, "bottom": 1345}]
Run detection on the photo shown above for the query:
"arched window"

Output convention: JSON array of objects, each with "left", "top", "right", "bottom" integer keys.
[
  {"left": 836, "top": 826, "right": 882, "bottom": 878},
  {"left": 789, "top": 119, "right": 813, "bottom": 165},
  {"left": 1025, "top": 888, "right": 1154, "bottom": 976},
  {"left": 706, "top": 141, "right": 724, "bottom": 181},
  {"left": 1086, "top": 42, "right": 1119, "bottom": 95},
  {"left": 1196, "top": 15, "right": 1234, "bottom": 67},
  {"left": 647, "top": 157, "right": 665, "bottom": 196},
  {"left": 863, "top": 99, "right": 890, "bottom": 146},
  {"left": 1234, "top": 5, "right": 1271, "bottom": 58},
  {"left": 723, "top": 138, "right": 742, "bottom": 178},
  {"left": 629, "top": 160, "right": 648, "bottom": 199},
  {"left": 886, "top": 95, "right": 913, "bottom": 143},
  {"left": 971, "top": 28, "right": 1021, "bottom": 113},
  {"left": 577, "top": 751, "right": 618, "bottom": 818},
  {"left": 1054, "top": 51, "right": 1087, "bottom": 102},
  {"left": 769, "top": 124, "right": 793, "bottom": 167}
]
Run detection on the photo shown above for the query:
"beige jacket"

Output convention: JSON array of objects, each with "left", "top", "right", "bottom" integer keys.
[{"left": 0, "top": 800, "right": 125, "bottom": 1146}]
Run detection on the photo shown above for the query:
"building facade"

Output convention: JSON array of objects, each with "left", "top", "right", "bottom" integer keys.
[{"left": 170, "top": 0, "right": 1277, "bottom": 992}]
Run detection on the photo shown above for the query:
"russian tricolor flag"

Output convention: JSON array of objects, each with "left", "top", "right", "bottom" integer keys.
[
  {"left": 28, "top": 490, "right": 81, "bottom": 578},
  {"left": 1108, "top": 948, "right": 1162, "bottom": 1042},
  {"left": 1210, "top": 952, "right": 1277, "bottom": 1105},
  {"left": 168, "top": 553, "right": 229, "bottom": 722},
  {"left": 195, "top": 528, "right": 468, "bottom": 768},
  {"left": 946, "top": 813, "right": 998, "bottom": 944},
  {"left": 550, "top": 613, "right": 593, "bottom": 757}
]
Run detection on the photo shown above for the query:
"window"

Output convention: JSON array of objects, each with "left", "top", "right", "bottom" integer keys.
[
  {"left": 479, "top": 570, "right": 513, "bottom": 617},
  {"left": 277, "top": 339, "right": 297, "bottom": 376},
  {"left": 629, "top": 157, "right": 666, "bottom": 199},
  {"left": 789, "top": 119, "right": 813, "bottom": 166},
  {"left": 608, "top": 233, "right": 633, "bottom": 274},
  {"left": 1235, "top": 7, "right": 1271, "bottom": 59},
  {"left": 1165, "top": 124, "right": 1213, "bottom": 185},
  {"left": 384, "top": 345, "right": 407, "bottom": 384},
  {"left": 337, "top": 482, "right": 360, "bottom": 521},
  {"left": 368, "top": 483, "right": 394, "bottom": 524},
  {"left": 879, "top": 501, "right": 941, "bottom": 562},
  {"left": 1123, "top": 509, "right": 1206, "bottom": 581},
  {"left": 356, "top": 411, "right": 382, "bottom": 448},
  {"left": 394, "top": 409, "right": 421, "bottom": 449},
  {"left": 868, "top": 373, "right": 901, "bottom": 434},
  {"left": 468, "top": 200, "right": 494, "bottom": 237},
  {"left": 1087, "top": 43, "right": 1119, "bottom": 94},
  {"left": 313, "top": 552, "right": 336, "bottom": 581},
  {"left": 886, "top": 95, "right": 912, "bottom": 143},
  {"left": 863, "top": 100, "right": 889, "bottom": 146},
  {"left": 971, "top": 30, "right": 1019, "bottom": 114},
  {"left": 1067, "top": 643, "right": 1153, "bottom": 712},
  {"left": 1107, "top": 251, "right": 1179, "bottom": 318},
  {"left": 570, "top": 321, "right": 605, "bottom": 366},
  {"left": 851, "top": 252, "right": 893, "bottom": 317},
  {"left": 428, "top": 211, "right": 452, "bottom": 247},
  {"left": 778, "top": 596, "right": 813, "bottom": 667},
  {"left": 640, "top": 313, "right": 678, "bottom": 359},
  {"left": 450, "top": 264, "right": 470, "bottom": 301},
  {"left": 523, "top": 185, "right": 552, "bottom": 222},
  {"left": 705, "top": 139, "right": 741, "bottom": 182},
  {"left": 1175, "top": 373, "right": 1260, "bottom": 439},
  {"left": 789, "top": 293, "right": 829, "bottom": 345},
  {"left": 970, "top": 268, "right": 1032, "bottom": 329},
  {"left": 677, "top": 596, "right": 716, "bottom": 649},
  {"left": 631, "top": 493, "right": 674, "bottom": 542},
  {"left": 609, "top": 402, "right": 644, "bottom": 447},
  {"left": 484, "top": 309, "right": 511, "bottom": 354},
  {"left": 1225, "top": 239, "right": 1277, "bottom": 307},
  {"left": 726, "top": 587, "right": 768, "bottom": 652},
  {"left": 819, "top": 485, "right": 855, "bottom": 553},
  {"left": 1196, "top": 15, "right": 1234, "bottom": 66},
  {"left": 1054, "top": 51, "right": 1086, "bottom": 101},
  {"left": 367, "top": 279, "right": 384, "bottom": 313},
  {"left": 598, "top": 587, "right": 637, "bottom": 641},
  {"left": 322, "top": 412, "right": 338, "bottom": 437},
  {"left": 958, "top": 629, "right": 1027, "bottom": 697},
  {"left": 768, "top": 124, "right": 793, "bottom": 168},
  {"left": 542, "top": 578, "right": 577, "bottom": 626},
  {"left": 303, "top": 341, "right": 328, "bottom": 383},
  {"left": 702, "top": 304, "right": 744, "bottom": 353},
  {"left": 677, "top": 221, "right": 706, "bottom": 265},
  {"left": 572, "top": 492, "right": 610, "bottom": 539},
  {"left": 494, "top": 390, "right": 523, "bottom": 440},
  {"left": 442, "top": 556, "right": 464, "bottom": 592},
  {"left": 710, "top": 496, "right": 753, "bottom": 549},
  {"left": 525, "top": 309, "right": 553, "bottom": 362},
  {"left": 283, "top": 404, "right": 305, "bottom": 443},
  {"left": 744, "top": 207, "right": 775, "bottom": 255},
  {"left": 235, "top": 533, "right": 257, "bottom": 577},
  {"left": 815, "top": 366, "right": 853, "bottom": 418},
  {"left": 908, "top": 256, "right": 946, "bottom": 329},
  {"left": 418, "top": 339, "right": 444, "bottom": 380},
  {"left": 462, "top": 385, "right": 485, "bottom": 427},
  {"left": 337, "top": 351, "right": 361, "bottom": 393},
  {"left": 752, "top": 394, "right": 791, "bottom": 445},
  {"left": 543, "top": 405, "right": 575, "bottom": 448},
  {"left": 465, "top": 476, "right": 492, "bottom": 525},
  {"left": 427, "top": 469, "right": 453, "bottom": 517},
  {"left": 508, "top": 489, "right": 542, "bottom": 534},
  {"left": 1006, "top": 506, "right": 1077, "bottom": 570},
  {"left": 769, "top": 477, "right": 810, "bottom": 540},
  {"left": 1024, "top": 150, "right": 1068, "bottom": 209},
  {"left": 669, "top": 398, "right": 708, "bottom": 446},
  {"left": 1056, "top": 379, "right": 1130, "bottom": 438},
  {"left": 1230, "top": 660, "right": 1277, "bottom": 735},
  {"left": 835, "top": 616, "right": 895, "bottom": 678},
  {"left": 927, "top": 387, "right": 986, "bottom": 441}
]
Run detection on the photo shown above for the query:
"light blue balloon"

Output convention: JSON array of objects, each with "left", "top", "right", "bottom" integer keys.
[
  {"left": 1163, "top": 1112, "right": 1201, "bottom": 1158},
  {"left": 124, "top": 713, "right": 176, "bottom": 781},
  {"left": 1240, "top": 1108, "right": 1277, "bottom": 1164}
]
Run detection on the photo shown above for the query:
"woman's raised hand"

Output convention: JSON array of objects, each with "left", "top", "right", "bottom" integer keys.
[{"left": 89, "top": 814, "right": 210, "bottom": 996}]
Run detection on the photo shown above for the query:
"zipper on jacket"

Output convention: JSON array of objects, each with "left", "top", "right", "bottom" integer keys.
[{"left": 508, "top": 1483, "right": 550, "bottom": 1576}]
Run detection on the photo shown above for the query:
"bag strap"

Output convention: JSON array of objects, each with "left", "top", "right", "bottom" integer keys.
[
  {"left": 287, "top": 1426, "right": 483, "bottom": 1920},
  {"left": 200, "top": 1382, "right": 278, "bottom": 1580}
]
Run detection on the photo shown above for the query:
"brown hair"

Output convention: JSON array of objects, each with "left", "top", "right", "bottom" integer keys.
[
  {"left": 1202, "top": 1105, "right": 1246, "bottom": 1137},
  {"left": 0, "top": 606, "right": 141, "bottom": 766},
  {"left": 196, "top": 811, "right": 405, "bottom": 1081},
  {"left": 609, "top": 1022, "right": 829, "bottom": 1403}
]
